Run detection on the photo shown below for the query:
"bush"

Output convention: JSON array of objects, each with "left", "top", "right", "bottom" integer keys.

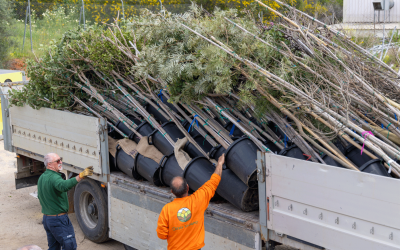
[{"left": 0, "top": 0, "right": 15, "bottom": 67}]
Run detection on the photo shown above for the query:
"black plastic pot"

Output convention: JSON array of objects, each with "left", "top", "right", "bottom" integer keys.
[
  {"left": 145, "top": 102, "right": 169, "bottom": 124},
  {"left": 183, "top": 157, "right": 259, "bottom": 212},
  {"left": 209, "top": 145, "right": 226, "bottom": 160},
  {"left": 184, "top": 134, "right": 214, "bottom": 158},
  {"left": 108, "top": 126, "right": 123, "bottom": 140},
  {"left": 279, "top": 145, "right": 309, "bottom": 160},
  {"left": 125, "top": 114, "right": 141, "bottom": 125},
  {"left": 161, "top": 97, "right": 179, "bottom": 113},
  {"left": 115, "top": 120, "right": 134, "bottom": 138},
  {"left": 224, "top": 137, "right": 258, "bottom": 188},
  {"left": 149, "top": 121, "right": 184, "bottom": 155},
  {"left": 262, "top": 139, "right": 281, "bottom": 154},
  {"left": 134, "top": 153, "right": 162, "bottom": 186},
  {"left": 218, "top": 169, "right": 259, "bottom": 212},
  {"left": 109, "top": 153, "right": 118, "bottom": 171},
  {"left": 320, "top": 153, "right": 345, "bottom": 168},
  {"left": 132, "top": 121, "right": 154, "bottom": 143},
  {"left": 267, "top": 122, "right": 287, "bottom": 143},
  {"left": 115, "top": 145, "right": 142, "bottom": 180},
  {"left": 183, "top": 157, "right": 215, "bottom": 191},
  {"left": 344, "top": 144, "right": 373, "bottom": 168},
  {"left": 162, "top": 121, "right": 185, "bottom": 141},
  {"left": 358, "top": 159, "right": 390, "bottom": 177},
  {"left": 224, "top": 122, "right": 244, "bottom": 137},
  {"left": 159, "top": 154, "right": 184, "bottom": 186},
  {"left": 334, "top": 141, "right": 347, "bottom": 155},
  {"left": 116, "top": 121, "right": 154, "bottom": 142}
]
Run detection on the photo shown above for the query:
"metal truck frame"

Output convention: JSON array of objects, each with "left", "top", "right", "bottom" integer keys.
[{"left": 2, "top": 90, "right": 399, "bottom": 250}]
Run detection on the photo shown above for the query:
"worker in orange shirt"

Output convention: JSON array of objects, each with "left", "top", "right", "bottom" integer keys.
[{"left": 156, "top": 154, "right": 225, "bottom": 250}]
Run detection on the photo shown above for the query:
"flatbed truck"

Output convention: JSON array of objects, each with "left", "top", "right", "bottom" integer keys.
[{"left": 1, "top": 87, "right": 399, "bottom": 250}]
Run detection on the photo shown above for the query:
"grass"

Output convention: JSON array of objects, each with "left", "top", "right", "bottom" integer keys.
[{"left": 9, "top": 6, "right": 82, "bottom": 61}]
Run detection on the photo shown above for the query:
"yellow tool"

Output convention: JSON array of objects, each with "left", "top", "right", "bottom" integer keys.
[{"left": 0, "top": 70, "right": 25, "bottom": 135}]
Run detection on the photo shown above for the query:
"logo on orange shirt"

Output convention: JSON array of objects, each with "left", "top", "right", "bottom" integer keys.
[{"left": 177, "top": 207, "right": 192, "bottom": 222}]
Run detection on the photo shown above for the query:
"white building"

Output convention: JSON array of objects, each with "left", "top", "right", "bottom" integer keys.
[{"left": 344, "top": 0, "right": 398, "bottom": 23}]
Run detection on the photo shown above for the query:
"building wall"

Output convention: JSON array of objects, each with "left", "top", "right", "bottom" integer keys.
[{"left": 344, "top": 0, "right": 400, "bottom": 23}]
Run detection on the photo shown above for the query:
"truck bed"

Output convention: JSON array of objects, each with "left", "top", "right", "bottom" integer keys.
[
  {"left": 109, "top": 171, "right": 261, "bottom": 249},
  {"left": 110, "top": 171, "right": 260, "bottom": 227}
]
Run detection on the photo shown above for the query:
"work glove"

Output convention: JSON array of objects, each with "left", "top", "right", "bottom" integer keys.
[{"left": 79, "top": 166, "right": 94, "bottom": 179}]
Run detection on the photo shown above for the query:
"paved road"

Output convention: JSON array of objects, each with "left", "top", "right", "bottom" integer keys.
[{"left": 0, "top": 142, "right": 124, "bottom": 250}]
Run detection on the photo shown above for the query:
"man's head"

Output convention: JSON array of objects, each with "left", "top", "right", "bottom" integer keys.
[
  {"left": 44, "top": 153, "right": 63, "bottom": 172},
  {"left": 170, "top": 176, "right": 189, "bottom": 198}
]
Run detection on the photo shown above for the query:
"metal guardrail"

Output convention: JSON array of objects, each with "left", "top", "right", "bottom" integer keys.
[{"left": 0, "top": 80, "right": 30, "bottom": 87}]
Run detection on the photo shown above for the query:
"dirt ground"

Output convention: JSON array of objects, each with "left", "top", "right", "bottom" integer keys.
[
  {"left": 0, "top": 141, "right": 295, "bottom": 250},
  {"left": 0, "top": 142, "right": 124, "bottom": 250}
]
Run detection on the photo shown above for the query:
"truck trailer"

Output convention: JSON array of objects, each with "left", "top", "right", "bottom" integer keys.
[{"left": 1, "top": 86, "right": 400, "bottom": 250}]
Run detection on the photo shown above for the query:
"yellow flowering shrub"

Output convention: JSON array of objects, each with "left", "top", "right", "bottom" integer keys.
[{"left": 13, "top": 0, "right": 282, "bottom": 23}]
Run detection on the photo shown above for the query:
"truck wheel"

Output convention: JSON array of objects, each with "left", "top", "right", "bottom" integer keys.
[
  {"left": 123, "top": 244, "right": 138, "bottom": 250},
  {"left": 74, "top": 178, "right": 109, "bottom": 243}
]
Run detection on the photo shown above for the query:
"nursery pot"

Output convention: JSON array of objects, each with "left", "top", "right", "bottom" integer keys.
[
  {"left": 267, "top": 122, "right": 287, "bottom": 143},
  {"left": 145, "top": 102, "right": 169, "bottom": 124},
  {"left": 109, "top": 153, "right": 118, "bottom": 172},
  {"left": 183, "top": 157, "right": 215, "bottom": 191},
  {"left": 344, "top": 144, "right": 373, "bottom": 168},
  {"left": 134, "top": 153, "right": 163, "bottom": 186},
  {"left": 218, "top": 169, "right": 259, "bottom": 212},
  {"left": 132, "top": 121, "right": 154, "bottom": 143},
  {"left": 224, "top": 122, "right": 244, "bottom": 137},
  {"left": 115, "top": 120, "right": 134, "bottom": 138},
  {"left": 209, "top": 145, "right": 226, "bottom": 160},
  {"left": 159, "top": 154, "right": 184, "bottom": 186},
  {"left": 358, "top": 159, "right": 390, "bottom": 177},
  {"left": 108, "top": 126, "right": 123, "bottom": 140},
  {"left": 115, "top": 145, "right": 142, "bottom": 180},
  {"left": 224, "top": 137, "right": 258, "bottom": 188},
  {"left": 183, "top": 157, "right": 259, "bottom": 212},
  {"left": 184, "top": 134, "right": 214, "bottom": 158},
  {"left": 279, "top": 145, "right": 309, "bottom": 160},
  {"left": 149, "top": 121, "right": 184, "bottom": 155},
  {"left": 262, "top": 139, "right": 281, "bottom": 154},
  {"left": 125, "top": 114, "right": 141, "bottom": 125},
  {"left": 320, "top": 153, "right": 345, "bottom": 169}
]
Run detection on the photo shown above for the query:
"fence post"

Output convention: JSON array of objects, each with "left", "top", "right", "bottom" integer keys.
[
  {"left": 28, "top": 0, "right": 33, "bottom": 52},
  {"left": 22, "top": 6, "right": 28, "bottom": 51},
  {"left": 121, "top": 0, "right": 125, "bottom": 19},
  {"left": 81, "top": 0, "right": 86, "bottom": 30},
  {"left": 79, "top": 6, "right": 82, "bottom": 26}
]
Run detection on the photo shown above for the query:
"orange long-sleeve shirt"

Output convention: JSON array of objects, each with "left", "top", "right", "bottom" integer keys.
[{"left": 156, "top": 174, "right": 221, "bottom": 250}]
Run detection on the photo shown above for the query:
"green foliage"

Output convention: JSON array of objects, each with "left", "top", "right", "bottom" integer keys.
[
  {"left": 8, "top": 4, "right": 300, "bottom": 115},
  {"left": 9, "top": 6, "right": 80, "bottom": 60},
  {"left": 0, "top": 0, "right": 15, "bottom": 67}
]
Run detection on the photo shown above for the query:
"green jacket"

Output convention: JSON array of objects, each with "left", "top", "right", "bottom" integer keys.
[{"left": 37, "top": 169, "right": 78, "bottom": 215}]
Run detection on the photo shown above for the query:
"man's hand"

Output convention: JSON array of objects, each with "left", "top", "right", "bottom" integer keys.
[
  {"left": 79, "top": 166, "right": 94, "bottom": 179},
  {"left": 214, "top": 154, "right": 224, "bottom": 177}
]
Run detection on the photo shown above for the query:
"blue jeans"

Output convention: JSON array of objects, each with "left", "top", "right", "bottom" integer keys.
[{"left": 42, "top": 214, "right": 77, "bottom": 250}]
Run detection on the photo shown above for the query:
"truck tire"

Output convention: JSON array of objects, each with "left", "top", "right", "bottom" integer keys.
[
  {"left": 123, "top": 244, "right": 138, "bottom": 250},
  {"left": 74, "top": 178, "right": 109, "bottom": 243}
]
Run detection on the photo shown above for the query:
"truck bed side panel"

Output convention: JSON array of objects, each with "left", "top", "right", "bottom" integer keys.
[
  {"left": 109, "top": 180, "right": 260, "bottom": 250},
  {"left": 265, "top": 153, "right": 400, "bottom": 250},
  {"left": 9, "top": 106, "right": 103, "bottom": 174}
]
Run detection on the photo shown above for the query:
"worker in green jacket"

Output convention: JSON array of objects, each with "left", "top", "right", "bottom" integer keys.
[{"left": 38, "top": 153, "right": 93, "bottom": 250}]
